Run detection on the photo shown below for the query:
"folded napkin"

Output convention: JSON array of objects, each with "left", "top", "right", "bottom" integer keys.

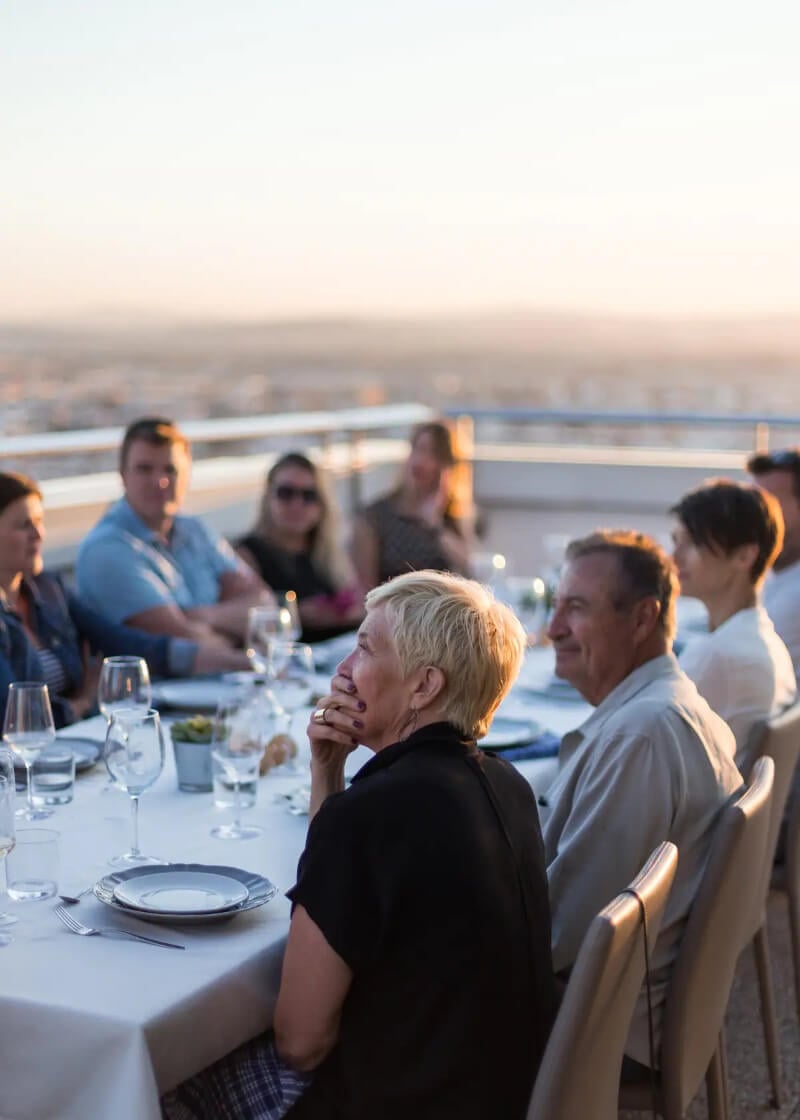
[{"left": 482, "top": 730, "right": 561, "bottom": 761}]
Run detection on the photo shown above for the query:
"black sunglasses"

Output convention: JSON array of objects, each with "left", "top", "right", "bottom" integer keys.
[{"left": 273, "top": 484, "right": 320, "bottom": 504}]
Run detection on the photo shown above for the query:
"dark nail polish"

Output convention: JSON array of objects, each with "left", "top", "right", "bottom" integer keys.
[
  {"left": 357, "top": 700, "right": 366, "bottom": 711},
  {"left": 347, "top": 682, "right": 357, "bottom": 693},
  {"left": 353, "top": 719, "right": 364, "bottom": 729}
]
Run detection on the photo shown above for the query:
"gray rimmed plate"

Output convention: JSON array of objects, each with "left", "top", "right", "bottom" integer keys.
[
  {"left": 480, "top": 718, "right": 543, "bottom": 750},
  {"left": 13, "top": 737, "right": 102, "bottom": 787},
  {"left": 94, "top": 862, "right": 278, "bottom": 925}
]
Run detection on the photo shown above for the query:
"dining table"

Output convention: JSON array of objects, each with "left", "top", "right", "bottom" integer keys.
[{"left": 0, "top": 643, "right": 590, "bottom": 1120}]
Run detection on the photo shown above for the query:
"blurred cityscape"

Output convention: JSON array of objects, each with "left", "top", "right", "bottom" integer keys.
[{"left": 3, "top": 312, "right": 800, "bottom": 478}]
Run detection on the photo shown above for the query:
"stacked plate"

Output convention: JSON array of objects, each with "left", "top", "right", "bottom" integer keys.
[{"left": 94, "top": 863, "right": 278, "bottom": 925}]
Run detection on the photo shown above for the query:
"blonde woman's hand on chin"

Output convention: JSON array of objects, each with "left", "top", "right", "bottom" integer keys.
[{"left": 306, "top": 676, "right": 365, "bottom": 820}]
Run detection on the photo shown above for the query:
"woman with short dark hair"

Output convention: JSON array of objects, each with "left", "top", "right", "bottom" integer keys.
[{"left": 671, "top": 478, "right": 796, "bottom": 770}]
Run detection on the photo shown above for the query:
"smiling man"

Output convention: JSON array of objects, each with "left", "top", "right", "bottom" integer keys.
[
  {"left": 542, "top": 529, "right": 741, "bottom": 1071},
  {"left": 76, "top": 417, "right": 272, "bottom": 644}
]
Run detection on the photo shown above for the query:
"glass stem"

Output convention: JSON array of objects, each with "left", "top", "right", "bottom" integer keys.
[
  {"left": 232, "top": 778, "right": 242, "bottom": 832},
  {"left": 130, "top": 794, "right": 141, "bottom": 856},
  {"left": 25, "top": 760, "right": 35, "bottom": 816}
]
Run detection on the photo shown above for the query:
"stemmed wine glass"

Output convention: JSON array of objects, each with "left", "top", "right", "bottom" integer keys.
[
  {"left": 278, "top": 592, "right": 302, "bottom": 641},
  {"left": 0, "top": 754, "right": 18, "bottom": 945},
  {"left": 98, "top": 656, "right": 152, "bottom": 718},
  {"left": 210, "top": 697, "right": 265, "bottom": 841},
  {"left": 97, "top": 657, "right": 152, "bottom": 793},
  {"left": 2, "top": 682, "right": 56, "bottom": 821},
  {"left": 245, "top": 601, "right": 299, "bottom": 675},
  {"left": 105, "top": 708, "right": 165, "bottom": 866},
  {"left": 267, "top": 641, "right": 315, "bottom": 709}
]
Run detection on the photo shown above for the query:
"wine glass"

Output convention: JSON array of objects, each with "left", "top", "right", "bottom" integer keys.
[
  {"left": 97, "top": 656, "right": 152, "bottom": 719},
  {"left": 267, "top": 641, "right": 315, "bottom": 710},
  {"left": 210, "top": 698, "right": 265, "bottom": 841},
  {"left": 2, "top": 682, "right": 56, "bottom": 821},
  {"left": 97, "top": 657, "right": 152, "bottom": 793},
  {"left": 245, "top": 601, "right": 299, "bottom": 674},
  {"left": 105, "top": 708, "right": 165, "bottom": 866},
  {"left": 278, "top": 592, "right": 302, "bottom": 641},
  {"left": 0, "top": 754, "right": 18, "bottom": 945}
]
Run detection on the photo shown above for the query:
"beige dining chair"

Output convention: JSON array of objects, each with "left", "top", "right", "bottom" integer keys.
[
  {"left": 526, "top": 841, "right": 678, "bottom": 1120},
  {"left": 775, "top": 769, "right": 800, "bottom": 1024},
  {"left": 619, "top": 755, "right": 774, "bottom": 1120},
  {"left": 739, "top": 702, "right": 800, "bottom": 1108}
]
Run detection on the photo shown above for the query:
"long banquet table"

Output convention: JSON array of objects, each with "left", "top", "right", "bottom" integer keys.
[{"left": 0, "top": 647, "right": 590, "bottom": 1120}]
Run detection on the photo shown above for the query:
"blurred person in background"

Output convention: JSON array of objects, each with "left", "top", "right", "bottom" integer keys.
[
  {"left": 237, "top": 452, "right": 364, "bottom": 642},
  {"left": 0, "top": 471, "right": 249, "bottom": 728},
  {"left": 351, "top": 421, "right": 474, "bottom": 590},
  {"left": 76, "top": 417, "right": 271, "bottom": 644},
  {"left": 671, "top": 479, "right": 795, "bottom": 773},
  {"left": 748, "top": 448, "right": 800, "bottom": 683}
]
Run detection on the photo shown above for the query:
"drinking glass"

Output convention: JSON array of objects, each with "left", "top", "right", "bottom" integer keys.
[
  {"left": 2, "top": 682, "right": 56, "bottom": 821},
  {"left": 105, "top": 708, "right": 165, "bottom": 866},
  {"left": 210, "top": 698, "right": 265, "bottom": 841},
  {"left": 97, "top": 656, "right": 152, "bottom": 793},
  {"left": 267, "top": 641, "right": 315, "bottom": 711},
  {"left": 278, "top": 592, "right": 302, "bottom": 641},
  {"left": 266, "top": 645, "right": 313, "bottom": 775},
  {"left": 97, "top": 656, "right": 152, "bottom": 719},
  {"left": 245, "top": 601, "right": 299, "bottom": 675},
  {"left": 0, "top": 758, "right": 18, "bottom": 944}
]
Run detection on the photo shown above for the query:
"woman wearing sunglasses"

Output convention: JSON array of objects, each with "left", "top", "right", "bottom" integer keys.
[{"left": 237, "top": 453, "right": 364, "bottom": 642}]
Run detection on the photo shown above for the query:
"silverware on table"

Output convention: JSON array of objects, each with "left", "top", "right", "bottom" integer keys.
[
  {"left": 54, "top": 905, "right": 185, "bottom": 950},
  {"left": 58, "top": 886, "right": 94, "bottom": 905}
]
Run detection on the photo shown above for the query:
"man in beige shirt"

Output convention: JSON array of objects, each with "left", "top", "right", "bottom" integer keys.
[{"left": 542, "top": 529, "right": 742, "bottom": 1068}]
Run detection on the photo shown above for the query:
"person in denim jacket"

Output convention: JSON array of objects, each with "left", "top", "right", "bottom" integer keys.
[{"left": 0, "top": 472, "right": 249, "bottom": 728}]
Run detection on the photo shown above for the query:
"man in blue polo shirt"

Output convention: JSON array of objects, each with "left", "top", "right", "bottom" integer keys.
[{"left": 76, "top": 417, "right": 272, "bottom": 644}]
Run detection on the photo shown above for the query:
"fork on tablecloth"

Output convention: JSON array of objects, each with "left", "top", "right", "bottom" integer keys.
[{"left": 54, "top": 905, "right": 185, "bottom": 950}]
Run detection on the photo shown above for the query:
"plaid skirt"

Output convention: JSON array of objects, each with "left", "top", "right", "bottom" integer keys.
[{"left": 161, "top": 1035, "right": 313, "bottom": 1120}]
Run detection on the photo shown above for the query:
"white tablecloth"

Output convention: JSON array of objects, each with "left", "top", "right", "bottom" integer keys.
[{"left": 0, "top": 647, "right": 588, "bottom": 1120}]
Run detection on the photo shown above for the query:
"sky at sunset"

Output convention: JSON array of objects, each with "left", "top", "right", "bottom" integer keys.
[{"left": 3, "top": 0, "right": 799, "bottom": 320}]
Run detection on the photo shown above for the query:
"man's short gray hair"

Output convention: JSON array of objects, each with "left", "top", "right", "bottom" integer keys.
[{"left": 365, "top": 570, "right": 526, "bottom": 740}]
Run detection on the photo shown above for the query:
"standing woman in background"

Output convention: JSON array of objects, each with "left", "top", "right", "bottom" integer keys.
[
  {"left": 237, "top": 452, "right": 364, "bottom": 642},
  {"left": 351, "top": 421, "right": 474, "bottom": 590}
]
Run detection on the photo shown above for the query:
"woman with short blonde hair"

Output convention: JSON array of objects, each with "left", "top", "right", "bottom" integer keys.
[
  {"left": 164, "top": 568, "right": 556, "bottom": 1120},
  {"left": 366, "top": 569, "right": 526, "bottom": 740}
]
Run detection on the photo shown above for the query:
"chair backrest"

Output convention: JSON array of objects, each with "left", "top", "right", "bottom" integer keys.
[
  {"left": 745, "top": 703, "right": 800, "bottom": 937},
  {"left": 527, "top": 841, "right": 679, "bottom": 1120},
  {"left": 659, "top": 756, "right": 774, "bottom": 1116}
]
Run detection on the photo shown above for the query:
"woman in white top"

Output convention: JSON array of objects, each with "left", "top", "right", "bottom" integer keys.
[{"left": 671, "top": 478, "right": 796, "bottom": 773}]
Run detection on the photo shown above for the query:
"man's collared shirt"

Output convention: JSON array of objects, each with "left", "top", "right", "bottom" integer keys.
[
  {"left": 542, "top": 653, "right": 742, "bottom": 1066},
  {"left": 763, "top": 561, "right": 800, "bottom": 685},
  {"left": 679, "top": 605, "right": 796, "bottom": 773},
  {"left": 76, "top": 497, "right": 241, "bottom": 624}
]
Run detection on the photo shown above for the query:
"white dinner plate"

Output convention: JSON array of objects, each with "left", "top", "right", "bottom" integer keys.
[
  {"left": 151, "top": 679, "right": 242, "bottom": 712},
  {"left": 95, "top": 863, "right": 278, "bottom": 924},
  {"left": 480, "top": 718, "right": 542, "bottom": 749},
  {"left": 114, "top": 870, "right": 249, "bottom": 914}
]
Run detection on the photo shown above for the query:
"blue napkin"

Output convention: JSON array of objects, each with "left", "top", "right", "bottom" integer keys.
[{"left": 482, "top": 730, "right": 561, "bottom": 761}]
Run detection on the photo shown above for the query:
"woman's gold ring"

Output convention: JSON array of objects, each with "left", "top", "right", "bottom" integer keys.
[{"left": 312, "top": 708, "right": 328, "bottom": 725}]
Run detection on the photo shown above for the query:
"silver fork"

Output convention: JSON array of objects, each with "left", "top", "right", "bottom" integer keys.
[{"left": 54, "top": 905, "right": 185, "bottom": 950}]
